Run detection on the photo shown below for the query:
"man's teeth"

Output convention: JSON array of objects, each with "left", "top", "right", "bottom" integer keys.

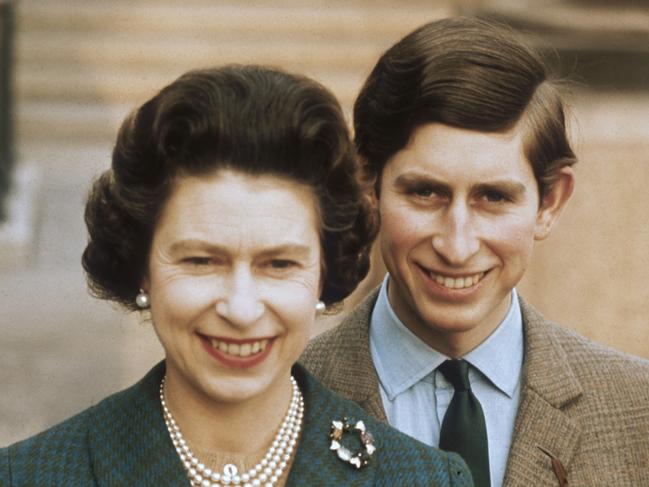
[
  {"left": 210, "top": 339, "right": 269, "bottom": 357},
  {"left": 431, "top": 272, "right": 485, "bottom": 289}
]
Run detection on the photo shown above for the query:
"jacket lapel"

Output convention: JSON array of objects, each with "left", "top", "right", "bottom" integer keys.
[
  {"left": 87, "top": 362, "right": 188, "bottom": 486},
  {"left": 503, "top": 300, "right": 582, "bottom": 486},
  {"left": 325, "top": 288, "right": 388, "bottom": 422},
  {"left": 319, "top": 289, "right": 583, "bottom": 484}
]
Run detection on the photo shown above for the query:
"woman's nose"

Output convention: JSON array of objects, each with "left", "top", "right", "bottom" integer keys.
[{"left": 215, "top": 267, "right": 264, "bottom": 327}]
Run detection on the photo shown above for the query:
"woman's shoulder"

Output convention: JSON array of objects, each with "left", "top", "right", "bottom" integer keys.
[
  {"left": 1, "top": 362, "right": 166, "bottom": 486},
  {"left": 292, "top": 363, "right": 472, "bottom": 486},
  {"left": 1, "top": 405, "right": 96, "bottom": 485}
]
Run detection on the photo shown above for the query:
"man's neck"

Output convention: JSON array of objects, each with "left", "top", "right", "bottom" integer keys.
[{"left": 386, "top": 277, "right": 513, "bottom": 357}]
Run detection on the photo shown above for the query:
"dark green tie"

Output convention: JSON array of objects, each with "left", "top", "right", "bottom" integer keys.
[{"left": 438, "top": 359, "right": 491, "bottom": 487}]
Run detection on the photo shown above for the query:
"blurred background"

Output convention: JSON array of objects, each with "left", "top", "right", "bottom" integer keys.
[{"left": 1, "top": 0, "right": 649, "bottom": 446}]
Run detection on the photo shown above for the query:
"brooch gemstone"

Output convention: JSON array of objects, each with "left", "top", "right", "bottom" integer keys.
[{"left": 329, "top": 417, "right": 377, "bottom": 469}]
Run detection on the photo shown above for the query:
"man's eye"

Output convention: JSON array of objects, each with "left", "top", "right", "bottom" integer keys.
[
  {"left": 410, "top": 186, "right": 435, "bottom": 198},
  {"left": 482, "top": 191, "right": 510, "bottom": 203}
]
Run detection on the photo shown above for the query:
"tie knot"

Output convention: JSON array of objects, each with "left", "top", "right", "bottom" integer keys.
[{"left": 438, "top": 359, "right": 471, "bottom": 391}]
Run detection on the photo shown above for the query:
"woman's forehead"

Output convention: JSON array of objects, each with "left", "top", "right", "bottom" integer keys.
[{"left": 155, "top": 169, "right": 321, "bottom": 252}]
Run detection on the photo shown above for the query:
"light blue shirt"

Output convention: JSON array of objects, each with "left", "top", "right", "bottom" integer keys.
[{"left": 369, "top": 275, "right": 524, "bottom": 487}]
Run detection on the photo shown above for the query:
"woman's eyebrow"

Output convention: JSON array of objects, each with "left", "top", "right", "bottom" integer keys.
[
  {"left": 168, "top": 240, "right": 312, "bottom": 257},
  {"left": 168, "top": 239, "right": 226, "bottom": 254},
  {"left": 257, "top": 244, "right": 312, "bottom": 258}
]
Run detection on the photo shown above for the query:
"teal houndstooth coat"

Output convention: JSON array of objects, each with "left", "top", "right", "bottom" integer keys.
[{"left": 1, "top": 361, "right": 472, "bottom": 486}]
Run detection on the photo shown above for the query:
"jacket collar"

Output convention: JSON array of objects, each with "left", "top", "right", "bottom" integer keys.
[
  {"left": 324, "top": 288, "right": 387, "bottom": 421},
  {"left": 502, "top": 299, "right": 582, "bottom": 486}
]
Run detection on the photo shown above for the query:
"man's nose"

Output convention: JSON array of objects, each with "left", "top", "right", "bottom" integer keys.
[
  {"left": 431, "top": 202, "right": 480, "bottom": 266},
  {"left": 215, "top": 266, "right": 264, "bottom": 327}
]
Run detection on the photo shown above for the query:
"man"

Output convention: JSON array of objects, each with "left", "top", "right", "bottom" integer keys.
[{"left": 301, "top": 17, "right": 649, "bottom": 487}]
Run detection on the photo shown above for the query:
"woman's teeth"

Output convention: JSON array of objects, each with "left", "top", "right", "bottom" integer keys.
[
  {"left": 430, "top": 271, "right": 485, "bottom": 289},
  {"left": 210, "top": 338, "right": 269, "bottom": 357}
]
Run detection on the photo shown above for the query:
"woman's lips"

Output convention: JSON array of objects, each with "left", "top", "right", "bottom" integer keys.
[
  {"left": 199, "top": 335, "right": 274, "bottom": 368},
  {"left": 210, "top": 337, "right": 270, "bottom": 358}
]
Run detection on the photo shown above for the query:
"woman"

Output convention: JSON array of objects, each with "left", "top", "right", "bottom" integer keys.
[{"left": 1, "top": 65, "right": 472, "bottom": 486}]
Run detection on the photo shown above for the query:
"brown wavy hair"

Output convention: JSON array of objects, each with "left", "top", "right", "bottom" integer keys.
[
  {"left": 82, "top": 65, "right": 377, "bottom": 311},
  {"left": 353, "top": 17, "right": 577, "bottom": 198}
]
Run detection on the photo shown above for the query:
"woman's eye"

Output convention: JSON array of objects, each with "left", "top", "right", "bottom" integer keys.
[
  {"left": 269, "top": 259, "right": 296, "bottom": 269},
  {"left": 183, "top": 257, "right": 213, "bottom": 266}
]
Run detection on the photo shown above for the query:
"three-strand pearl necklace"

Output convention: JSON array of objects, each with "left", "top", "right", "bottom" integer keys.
[{"left": 160, "top": 377, "right": 304, "bottom": 487}]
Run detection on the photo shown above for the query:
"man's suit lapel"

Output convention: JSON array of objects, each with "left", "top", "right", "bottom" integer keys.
[
  {"left": 325, "top": 289, "right": 388, "bottom": 421},
  {"left": 87, "top": 362, "right": 188, "bottom": 486},
  {"left": 324, "top": 290, "right": 584, "bottom": 484},
  {"left": 503, "top": 300, "right": 582, "bottom": 486}
]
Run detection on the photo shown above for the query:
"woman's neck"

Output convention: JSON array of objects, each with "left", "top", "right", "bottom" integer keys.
[{"left": 162, "top": 368, "right": 294, "bottom": 455}]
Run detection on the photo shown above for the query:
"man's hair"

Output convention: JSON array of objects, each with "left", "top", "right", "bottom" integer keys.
[{"left": 353, "top": 17, "right": 576, "bottom": 197}]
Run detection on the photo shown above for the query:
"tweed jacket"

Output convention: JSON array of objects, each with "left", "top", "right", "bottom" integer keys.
[
  {"left": 1, "top": 361, "right": 473, "bottom": 486},
  {"left": 300, "top": 289, "right": 649, "bottom": 486}
]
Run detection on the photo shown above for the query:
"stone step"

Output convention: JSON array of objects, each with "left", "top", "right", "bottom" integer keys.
[
  {"left": 19, "top": 1, "right": 448, "bottom": 39},
  {"left": 14, "top": 1, "right": 454, "bottom": 143},
  {"left": 15, "top": 63, "right": 364, "bottom": 144},
  {"left": 16, "top": 30, "right": 382, "bottom": 78},
  {"left": 463, "top": 0, "right": 649, "bottom": 50},
  {"left": 459, "top": 1, "right": 649, "bottom": 89},
  {"left": 16, "top": 100, "right": 127, "bottom": 145},
  {"left": 16, "top": 60, "right": 366, "bottom": 101}
]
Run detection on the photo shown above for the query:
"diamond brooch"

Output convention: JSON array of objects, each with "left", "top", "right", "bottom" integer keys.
[{"left": 329, "top": 418, "right": 376, "bottom": 469}]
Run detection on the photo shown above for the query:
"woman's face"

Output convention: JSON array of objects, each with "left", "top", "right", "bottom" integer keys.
[{"left": 144, "top": 169, "right": 322, "bottom": 406}]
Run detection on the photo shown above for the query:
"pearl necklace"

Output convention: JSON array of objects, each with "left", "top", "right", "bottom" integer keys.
[{"left": 160, "top": 377, "right": 304, "bottom": 487}]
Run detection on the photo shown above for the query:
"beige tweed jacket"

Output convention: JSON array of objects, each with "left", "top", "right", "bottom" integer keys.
[{"left": 300, "top": 289, "right": 649, "bottom": 486}]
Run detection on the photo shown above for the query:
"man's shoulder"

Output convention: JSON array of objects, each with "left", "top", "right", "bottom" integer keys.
[
  {"left": 301, "top": 288, "right": 379, "bottom": 374},
  {"left": 521, "top": 299, "right": 649, "bottom": 402},
  {"left": 554, "top": 321, "right": 649, "bottom": 389}
]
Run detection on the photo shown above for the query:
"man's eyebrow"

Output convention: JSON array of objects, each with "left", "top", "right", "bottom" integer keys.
[
  {"left": 472, "top": 180, "right": 527, "bottom": 196},
  {"left": 394, "top": 173, "right": 451, "bottom": 191},
  {"left": 394, "top": 173, "right": 528, "bottom": 196}
]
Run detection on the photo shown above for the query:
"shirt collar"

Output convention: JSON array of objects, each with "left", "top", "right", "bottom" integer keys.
[
  {"left": 464, "top": 287, "right": 524, "bottom": 398},
  {"left": 369, "top": 274, "right": 523, "bottom": 400}
]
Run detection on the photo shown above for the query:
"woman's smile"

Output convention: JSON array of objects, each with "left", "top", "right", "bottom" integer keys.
[{"left": 199, "top": 334, "right": 275, "bottom": 369}]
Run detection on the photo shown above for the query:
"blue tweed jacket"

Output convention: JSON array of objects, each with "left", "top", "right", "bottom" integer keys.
[{"left": 1, "top": 362, "right": 472, "bottom": 486}]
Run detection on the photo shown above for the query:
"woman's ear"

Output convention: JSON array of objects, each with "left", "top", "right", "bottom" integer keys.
[
  {"left": 140, "top": 275, "right": 150, "bottom": 293},
  {"left": 534, "top": 166, "right": 575, "bottom": 241}
]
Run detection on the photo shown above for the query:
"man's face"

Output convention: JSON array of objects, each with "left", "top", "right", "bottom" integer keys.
[{"left": 378, "top": 123, "right": 571, "bottom": 356}]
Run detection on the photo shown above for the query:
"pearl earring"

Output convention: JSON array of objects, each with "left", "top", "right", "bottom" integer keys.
[
  {"left": 315, "top": 300, "right": 326, "bottom": 315},
  {"left": 135, "top": 289, "right": 150, "bottom": 309}
]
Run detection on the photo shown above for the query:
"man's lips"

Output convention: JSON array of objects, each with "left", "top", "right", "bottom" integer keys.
[{"left": 418, "top": 265, "right": 488, "bottom": 290}]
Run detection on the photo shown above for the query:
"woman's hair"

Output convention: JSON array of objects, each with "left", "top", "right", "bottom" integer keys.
[
  {"left": 353, "top": 17, "right": 577, "bottom": 197},
  {"left": 82, "top": 65, "right": 377, "bottom": 310}
]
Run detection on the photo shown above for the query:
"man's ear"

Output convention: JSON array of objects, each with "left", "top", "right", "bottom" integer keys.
[{"left": 534, "top": 166, "right": 575, "bottom": 241}]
